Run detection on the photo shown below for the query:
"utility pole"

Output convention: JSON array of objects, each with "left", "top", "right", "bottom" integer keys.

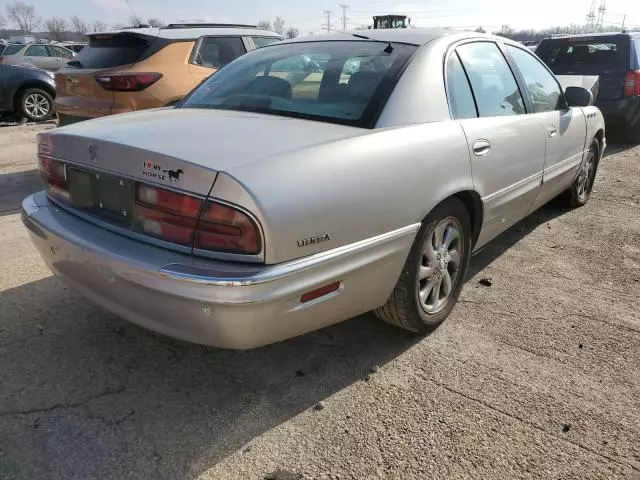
[
  {"left": 621, "top": 14, "right": 626, "bottom": 31},
  {"left": 586, "top": 0, "right": 596, "bottom": 28},
  {"left": 322, "top": 10, "right": 332, "bottom": 32},
  {"left": 339, "top": 4, "right": 349, "bottom": 32},
  {"left": 596, "top": 0, "right": 606, "bottom": 29}
]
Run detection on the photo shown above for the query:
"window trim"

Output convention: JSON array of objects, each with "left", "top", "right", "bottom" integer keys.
[
  {"left": 445, "top": 39, "right": 529, "bottom": 119},
  {"left": 25, "top": 45, "right": 51, "bottom": 57},
  {"left": 47, "top": 45, "right": 71, "bottom": 58},
  {"left": 444, "top": 49, "right": 479, "bottom": 119},
  {"left": 188, "top": 35, "right": 248, "bottom": 68},
  {"left": 247, "top": 36, "right": 284, "bottom": 50},
  {"left": 500, "top": 42, "right": 568, "bottom": 113}
]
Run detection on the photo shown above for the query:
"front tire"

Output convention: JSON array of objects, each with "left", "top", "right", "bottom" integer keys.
[
  {"left": 18, "top": 88, "right": 53, "bottom": 122},
  {"left": 375, "top": 198, "right": 472, "bottom": 334},
  {"left": 562, "top": 139, "right": 599, "bottom": 208}
]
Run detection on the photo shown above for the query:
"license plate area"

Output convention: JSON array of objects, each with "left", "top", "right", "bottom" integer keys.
[{"left": 67, "top": 168, "right": 135, "bottom": 227}]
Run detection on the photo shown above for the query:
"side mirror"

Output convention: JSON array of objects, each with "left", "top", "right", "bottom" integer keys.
[{"left": 564, "top": 86, "right": 593, "bottom": 107}]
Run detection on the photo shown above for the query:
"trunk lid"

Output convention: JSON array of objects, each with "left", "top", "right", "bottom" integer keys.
[{"left": 536, "top": 35, "right": 630, "bottom": 101}]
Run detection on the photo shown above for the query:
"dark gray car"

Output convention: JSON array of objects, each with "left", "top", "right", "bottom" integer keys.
[{"left": 0, "top": 64, "right": 56, "bottom": 121}]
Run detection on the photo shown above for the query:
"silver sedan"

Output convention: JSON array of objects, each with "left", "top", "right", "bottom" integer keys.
[{"left": 22, "top": 29, "right": 605, "bottom": 348}]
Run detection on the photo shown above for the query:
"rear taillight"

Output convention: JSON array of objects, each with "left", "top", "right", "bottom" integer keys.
[
  {"left": 135, "top": 184, "right": 261, "bottom": 255},
  {"left": 195, "top": 202, "right": 262, "bottom": 255},
  {"left": 39, "top": 155, "right": 70, "bottom": 203},
  {"left": 95, "top": 73, "right": 162, "bottom": 92},
  {"left": 624, "top": 71, "right": 640, "bottom": 96}
]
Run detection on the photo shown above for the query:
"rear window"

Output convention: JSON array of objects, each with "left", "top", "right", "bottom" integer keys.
[
  {"left": 181, "top": 41, "right": 417, "bottom": 128},
  {"left": 536, "top": 37, "right": 629, "bottom": 72},
  {"left": 70, "top": 34, "right": 152, "bottom": 69},
  {"left": 3, "top": 44, "right": 25, "bottom": 56}
]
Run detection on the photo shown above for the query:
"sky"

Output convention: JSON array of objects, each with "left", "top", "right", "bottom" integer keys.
[{"left": 3, "top": 0, "right": 640, "bottom": 34}]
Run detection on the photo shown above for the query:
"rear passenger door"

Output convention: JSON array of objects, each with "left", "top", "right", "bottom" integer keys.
[
  {"left": 448, "top": 41, "right": 546, "bottom": 247},
  {"left": 188, "top": 36, "right": 248, "bottom": 86},
  {"left": 505, "top": 44, "right": 587, "bottom": 210},
  {"left": 23, "top": 45, "right": 57, "bottom": 70}
]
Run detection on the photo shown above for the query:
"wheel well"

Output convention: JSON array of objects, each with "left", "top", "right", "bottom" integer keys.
[
  {"left": 453, "top": 190, "right": 483, "bottom": 248},
  {"left": 13, "top": 82, "right": 56, "bottom": 110},
  {"left": 594, "top": 129, "right": 604, "bottom": 160}
]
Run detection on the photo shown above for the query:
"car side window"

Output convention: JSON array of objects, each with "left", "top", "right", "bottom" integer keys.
[
  {"left": 506, "top": 45, "right": 563, "bottom": 113},
  {"left": 192, "top": 37, "right": 246, "bottom": 69},
  {"left": 49, "top": 46, "right": 71, "bottom": 58},
  {"left": 252, "top": 37, "right": 280, "bottom": 48},
  {"left": 25, "top": 45, "right": 50, "bottom": 57},
  {"left": 456, "top": 42, "right": 525, "bottom": 117},
  {"left": 446, "top": 52, "right": 478, "bottom": 119}
]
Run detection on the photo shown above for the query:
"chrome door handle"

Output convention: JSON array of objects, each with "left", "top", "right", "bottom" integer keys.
[
  {"left": 547, "top": 126, "right": 557, "bottom": 138},
  {"left": 472, "top": 139, "right": 491, "bottom": 156}
]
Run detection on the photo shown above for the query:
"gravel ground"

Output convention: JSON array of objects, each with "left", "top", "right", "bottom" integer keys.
[{"left": 0, "top": 124, "right": 639, "bottom": 480}]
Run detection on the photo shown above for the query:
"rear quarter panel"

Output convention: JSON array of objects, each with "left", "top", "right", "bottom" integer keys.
[
  {"left": 112, "top": 41, "right": 197, "bottom": 113},
  {"left": 583, "top": 106, "right": 606, "bottom": 152},
  {"left": 219, "top": 121, "right": 474, "bottom": 264}
]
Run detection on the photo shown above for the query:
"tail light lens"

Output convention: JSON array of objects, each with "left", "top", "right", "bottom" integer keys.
[
  {"left": 195, "top": 201, "right": 262, "bottom": 255},
  {"left": 135, "top": 184, "right": 203, "bottom": 246},
  {"left": 95, "top": 73, "right": 162, "bottom": 92},
  {"left": 624, "top": 71, "right": 640, "bottom": 96},
  {"left": 39, "top": 155, "right": 70, "bottom": 203},
  {"left": 135, "top": 184, "right": 261, "bottom": 255}
]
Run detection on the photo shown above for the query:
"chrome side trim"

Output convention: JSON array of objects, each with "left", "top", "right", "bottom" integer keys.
[
  {"left": 159, "top": 223, "right": 421, "bottom": 286},
  {"left": 543, "top": 152, "right": 584, "bottom": 177},
  {"left": 481, "top": 171, "right": 543, "bottom": 203}
]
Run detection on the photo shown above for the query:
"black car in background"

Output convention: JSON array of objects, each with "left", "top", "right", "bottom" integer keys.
[
  {"left": 0, "top": 64, "right": 56, "bottom": 121},
  {"left": 536, "top": 32, "right": 640, "bottom": 142}
]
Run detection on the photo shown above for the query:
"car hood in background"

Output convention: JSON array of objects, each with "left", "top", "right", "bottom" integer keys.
[{"left": 52, "top": 108, "right": 368, "bottom": 172}]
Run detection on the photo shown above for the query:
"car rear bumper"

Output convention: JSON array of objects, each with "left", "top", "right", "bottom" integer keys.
[
  {"left": 597, "top": 96, "right": 640, "bottom": 129},
  {"left": 22, "top": 192, "right": 417, "bottom": 349}
]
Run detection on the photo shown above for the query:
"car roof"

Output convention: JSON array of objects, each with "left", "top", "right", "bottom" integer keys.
[
  {"left": 279, "top": 28, "right": 508, "bottom": 46},
  {"left": 539, "top": 32, "right": 640, "bottom": 40},
  {"left": 88, "top": 26, "right": 282, "bottom": 41}
]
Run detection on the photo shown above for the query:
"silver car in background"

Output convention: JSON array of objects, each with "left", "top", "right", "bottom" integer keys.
[
  {"left": 22, "top": 29, "right": 605, "bottom": 348},
  {"left": 0, "top": 43, "right": 74, "bottom": 71}
]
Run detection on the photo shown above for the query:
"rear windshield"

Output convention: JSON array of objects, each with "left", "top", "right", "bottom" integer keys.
[
  {"left": 180, "top": 41, "right": 417, "bottom": 127},
  {"left": 3, "top": 44, "right": 25, "bottom": 56},
  {"left": 536, "top": 37, "right": 629, "bottom": 72},
  {"left": 69, "top": 34, "right": 153, "bottom": 69}
]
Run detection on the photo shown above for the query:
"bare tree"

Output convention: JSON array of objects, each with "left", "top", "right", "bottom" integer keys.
[
  {"left": 285, "top": 26, "right": 299, "bottom": 39},
  {"left": 92, "top": 20, "right": 107, "bottom": 33},
  {"left": 112, "top": 23, "right": 126, "bottom": 30},
  {"left": 70, "top": 15, "right": 89, "bottom": 38},
  {"left": 0, "top": 14, "right": 6, "bottom": 28},
  {"left": 147, "top": 18, "right": 164, "bottom": 27},
  {"left": 256, "top": 20, "right": 272, "bottom": 31},
  {"left": 6, "top": 1, "right": 40, "bottom": 33},
  {"left": 273, "top": 16, "right": 285, "bottom": 35},
  {"left": 474, "top": 26, "right": 486, "bottom": 33},
  {"left": 45, "top": 16, "right": 67, "bottom": 41}
]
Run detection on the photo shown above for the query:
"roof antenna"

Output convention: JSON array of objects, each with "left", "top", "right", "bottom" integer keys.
[{"left": 124, "top": 0, "right": 142, "bottom": 27}]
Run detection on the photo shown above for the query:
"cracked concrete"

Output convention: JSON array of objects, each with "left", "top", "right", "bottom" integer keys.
[{"left": 0, "top": 125, "right": 639, "bottom": 479}]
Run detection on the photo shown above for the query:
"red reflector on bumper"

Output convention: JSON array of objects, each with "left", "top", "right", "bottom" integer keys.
[{"left": 300, "top": 281, "right": 341, "bottom": 304}]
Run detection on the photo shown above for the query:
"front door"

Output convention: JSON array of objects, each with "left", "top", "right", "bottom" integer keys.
[
  {"left": 504, "top": 45, "right": 587, "bottom": 211},
  {"left": 451, "top": 41, "right": 546, "bottom": 248}
]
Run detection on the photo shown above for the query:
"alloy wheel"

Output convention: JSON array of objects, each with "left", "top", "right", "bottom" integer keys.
[
  {"left": 418, "top": 217, "right": 463, "bottom": 314},
  {"left": 24, "top": 93, "right": 50, "bottom": 120},
  {"left": 577, "top": 150, "right": 596, "bottom": 202}
]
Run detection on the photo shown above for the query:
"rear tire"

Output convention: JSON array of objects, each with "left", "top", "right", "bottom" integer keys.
[
  {"left": 17, "top": 88, "right": 53, "bottom": 122},
  {"left": 561, "top": 139, "right": 599, "bottom": 208},
  {"left": 375, "top": 198, "right": 472, "bottom": 334}
]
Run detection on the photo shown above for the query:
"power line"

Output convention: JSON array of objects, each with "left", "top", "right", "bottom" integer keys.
[
  {"left": 596, "top": 0, "right": 607, "bottom": 28},
  {"left": 586, "top": 0, "right": 597, "bottom": 27}
]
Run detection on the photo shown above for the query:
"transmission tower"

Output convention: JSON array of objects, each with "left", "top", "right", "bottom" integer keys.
[
  {"left": 586, "top": 0, "right": 597, "bottom": 28},
  {"left": 339, "top": 4, "right": 349, "bottom": 32},
  {"left": 596, "top": 0, "right": 607, "bottom": 29}
]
